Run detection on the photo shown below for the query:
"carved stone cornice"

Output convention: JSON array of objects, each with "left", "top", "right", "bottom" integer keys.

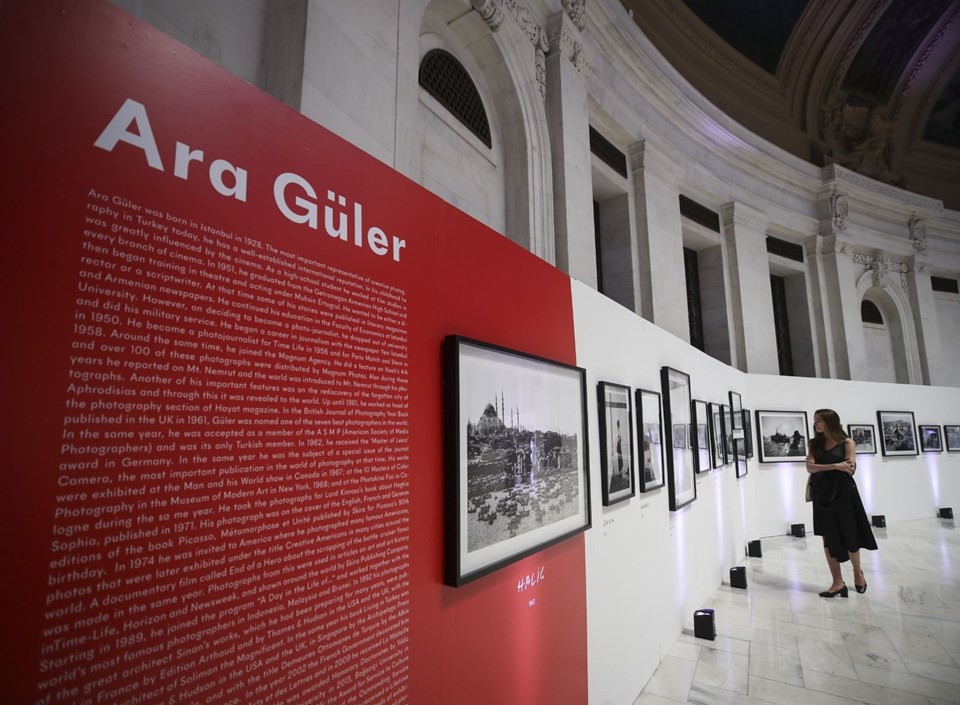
[
  {"left": 821, "top": 164, "right": 944, "bottom": 212},
  {"left": 561, "top": 0, "right": 586, "bottom": 30},
  {"left": 547, "top": 13, "right": 589, "bottom": 77}
]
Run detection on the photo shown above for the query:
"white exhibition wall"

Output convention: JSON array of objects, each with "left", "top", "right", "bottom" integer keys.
[{"left": 573, "top": 281, "right": 960, "bottom": 705}]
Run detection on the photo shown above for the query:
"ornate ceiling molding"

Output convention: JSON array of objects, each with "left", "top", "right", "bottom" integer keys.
[{"left": 892, "top": 8, "right": 960, "bottom": 122}]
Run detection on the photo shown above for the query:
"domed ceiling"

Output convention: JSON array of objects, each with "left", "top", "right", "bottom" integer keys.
[{"left": 624, "top": 0, "right": 960, "bottom": 210}]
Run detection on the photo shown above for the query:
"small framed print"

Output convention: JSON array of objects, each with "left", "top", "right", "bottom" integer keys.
[
  {"left": 598, "top": 382, "right": 636, "bottom": 505},
  {"left": 635, "top": 388, "right": 666, "bottom": 492},
  {"left": 877, "top": 410, "right": 918, "bottom": 457},
  {"left": 756, "top": 410, "right": 809, "bottom": 462},
  {"left": 919, "top": 425, "right": 943, "bottom": 453},
  {"left": 847, "top": 424, "right": 877, "bottom": 454},
  {"left": 722, "top": 404, "right": 735, "bottom": 461},
  {"left": 743, "top": 409, "right": 754, "bottom": 459},
  {"left": 444, "top": 336, "right": 591, "bottom": 587},
  {"left": 692, "top": 400, "right": 711, "bottom": 474},
  {"left": 945, "top": 425, "right": 960, "bottom": 452},
  {"left": 729, "top": 391, "right": 744, "bottom": 434},
  {"left": 709, "top": 402, "right": 726, "bottom": 468},
  {"left": 661, "top": 366, "right": 696, "bottom": 511}
]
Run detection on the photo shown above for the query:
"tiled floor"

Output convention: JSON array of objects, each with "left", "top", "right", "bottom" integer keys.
[{"left": 636, "top": 519, "right": 960, "bottom": 705}]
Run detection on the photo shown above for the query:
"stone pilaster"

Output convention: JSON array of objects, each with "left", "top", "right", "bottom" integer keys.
[
  {"left": 720, "top": 201, "right": 778, "bottom": 373},
  {"left": 545, "top": 11, "right": 594, "bottom": 286},
  {"left": 630, "top": 140, "right": 688, "bottom": 339}
]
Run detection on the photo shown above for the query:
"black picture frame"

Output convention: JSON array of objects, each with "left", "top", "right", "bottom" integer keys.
[
  {"left": 743, "top": 409, "right": 754, "bottom": 459},
  {"left": 722, "top": 404, "right": 735, "bottom": 462},
  {"left": 598, "top": 382, "right": 636, "bottom": 505},
  {"left": 661, "top": 366, "right": 696, "bottom": 510},
  {"left": 709, "top": 402, "right": 727, "bottom": 468},
  {"left": 945, "top": 425, "right": 960, "bottom": 452},
  {"left": 635, "top": 389, "right": 666, "bottom": 492},
  {"left": 919, "top": 425, "right": 943, "bottom": 453},
  {"left": 444, "top": 336, "right": 591, "bottom": 587},
  {"left": 847, "top": 424, "right": 877, "bottom": 454},
  {"left": 729, "top": 391, "right": 744, "bottom": 435},
  {"left": 756, "top": 410, "right": 809, "bottom": 462},
  {"left": 692, "top": 399, "right": 711, "bottom": 474},
  {"left": 877, "top": 410, "right": 918, "bottom": 457}
]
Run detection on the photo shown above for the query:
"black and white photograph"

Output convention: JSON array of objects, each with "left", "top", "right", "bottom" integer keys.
[
  {"left": 693, "top": 400, "right": 711, "bottom": 474},
  {"left": 598, "top": 382, "right": 635, "bottom": 505},
  {"left": 444, "top": 336, "right": 591, "bottom": 587},
  {"left": 743, "top": 409, "right": 754, "bottom": 459},
  {"left": 661, "top": 366, "right": 696, "bottom": 510},
  {"left": 847, "top": 424, "right": 877, "bottom": 454},
  {"left": 756, "top": 410, "right": 809, "bottom": 463},
  {"left": 636, "top": 388, "right": 665, "bottom": 492},
  {"left": 672, "top": 423, "right": 688, "bottom": 450},
  {"left": 877, "top": 410, "right": 918, "bottom": 457},
  {"left": 919, "top": 425, "right": 943, "bottom": 452},
  {"left": 946, "top": 425, "right": 960, "bottom": 452},
  {"left": 710, "top": 402, "right": 726, "bottom": 468}
]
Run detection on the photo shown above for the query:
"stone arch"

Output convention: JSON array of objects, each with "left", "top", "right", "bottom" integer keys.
[
  {"left": 855, "top": 269, "right": 923, "bottom": 384},
  {"left": 395, "top": 0, "right": 554, "bottom": 261}
]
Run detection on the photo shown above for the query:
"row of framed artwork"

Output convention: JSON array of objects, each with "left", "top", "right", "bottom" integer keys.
[
  {"left": 443, "top": 335, "right": 747, "bottom": 586},
  {"left": 755, "top": 409, "right": 960, "bottom": 462}
]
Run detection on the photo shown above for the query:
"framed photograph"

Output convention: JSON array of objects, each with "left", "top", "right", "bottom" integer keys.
[
  {"left": 709, "top": 402, "right": 727, "bottom": 468},
  {"left": 919, "top": 425, "right": 943, "bottom": 453},
  {"left": 635, "top": 389, "right": 666, "bottom": 492},
  {"left": 692, "top": 400, "right": 711, "bottom": 474},
  {"left": 722, "top": 404, "right": 735, "bottom": 461},
  {"left": 444, "top": 336, "right": 591, "bottom": 587},
  {"left": 756, "top": 410, "right": 809, "bottom": 462},
  {"left": 729, "top": 391, "right": 744, "bottom": 435},
  {"left": 672, "top": 423, "right": 688, "bottom": 449},
  {"left": 743, "top": 409, "right": 754, "bottom": 459},
  {"left": 598, "top": 382, "right": 636, "bottom": 505},
  {"left": 661, "top": 367, "right": 696, "bottom": 511},
  {"left": 847, "top": 424, "right": 877, "bottom": 454},
  {"left": 946, "top": 425, "right": 960, "bottom": 452},
  {"left": 877, "top": 410, "right": 918, "bottom": 457}
]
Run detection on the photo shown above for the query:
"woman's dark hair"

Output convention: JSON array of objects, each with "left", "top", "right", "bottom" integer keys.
[{"left": 809, "top": 408, "right": 847, "bottom": 455}]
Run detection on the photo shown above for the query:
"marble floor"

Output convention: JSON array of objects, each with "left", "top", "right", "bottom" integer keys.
[{"left": 636, "top": 518, "right": 960, "bottom": 705}]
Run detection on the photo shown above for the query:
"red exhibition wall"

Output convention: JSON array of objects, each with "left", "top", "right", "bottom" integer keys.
[{"left": 0, "top": 2, "right": 588, "bottom": 704}]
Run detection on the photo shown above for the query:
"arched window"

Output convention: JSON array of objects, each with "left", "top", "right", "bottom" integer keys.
[
  {"left": 418, "top": 49, "right": 491, "bottom": 147},
  {"left": 861, "top": 300, "right": 884, "bottom": 324}
]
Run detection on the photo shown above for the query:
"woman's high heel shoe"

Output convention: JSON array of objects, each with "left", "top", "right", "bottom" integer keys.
[
  {"left": 819, "top": 585, "right": 848, "bottom": 598},
  {"left": 855, "top": 581, "right": 867, "bottom": 594}
]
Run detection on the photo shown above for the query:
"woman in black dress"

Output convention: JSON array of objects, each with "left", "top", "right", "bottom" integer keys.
[{"left": 807, "top": 409, "right": 877, "bottom": 597}]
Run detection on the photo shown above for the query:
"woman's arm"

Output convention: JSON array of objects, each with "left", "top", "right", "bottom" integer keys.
[
  {"left": 844, "top": 438, "right": 857, "bottom": 475},
  {"left": 806, "top": 443, "right": 855, "bottom": 474}
]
